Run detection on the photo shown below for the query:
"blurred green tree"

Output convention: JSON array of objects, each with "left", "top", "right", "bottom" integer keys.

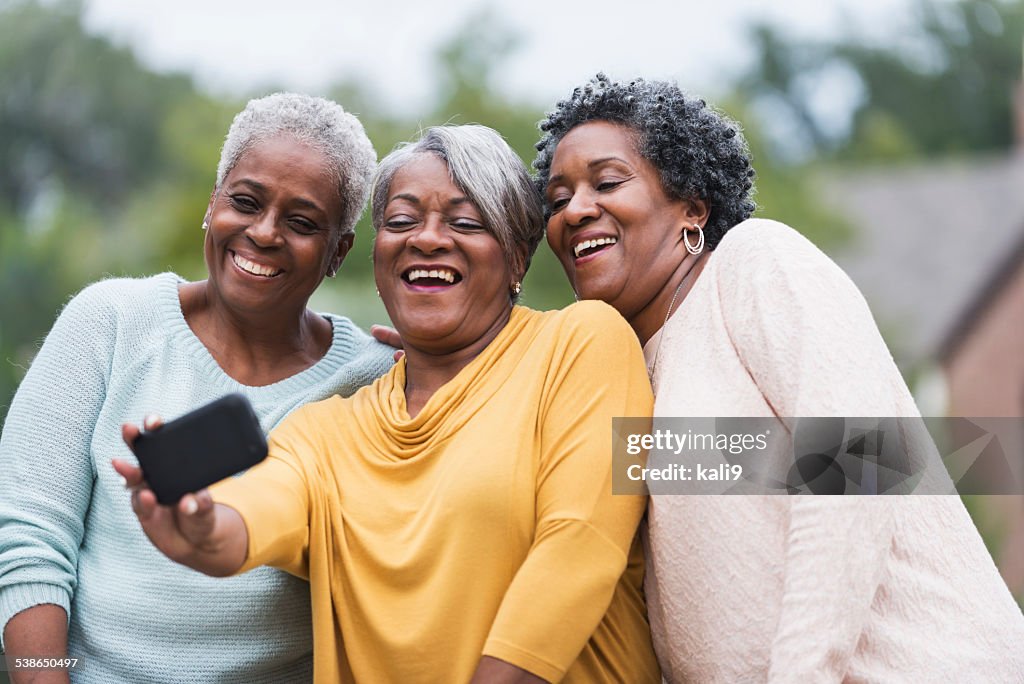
[
  {"left": 742, "top": 0, "right": 1024, "bottom": 160},
  {"left": 0, "top": 1, "right": 851, "bottom": 426},
  {"left": 0, "top": 0, "right": 226, "bottom": 423}
]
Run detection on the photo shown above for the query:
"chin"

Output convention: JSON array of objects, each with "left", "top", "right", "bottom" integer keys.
[
  {"left": 575, "top": 279, "right": 616, "bottom": 306},
  {"left": 396, "top": 316, "right": 457, "bottom": 343}
]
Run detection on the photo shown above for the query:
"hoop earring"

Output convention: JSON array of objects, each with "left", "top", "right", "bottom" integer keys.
[{"left": 684, "top": 224, "right": 704, "bottom": 255}]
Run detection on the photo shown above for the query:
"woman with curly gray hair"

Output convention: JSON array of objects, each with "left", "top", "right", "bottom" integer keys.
[
  {"left": 0, "top": 93, "right": 393, "bottom": 682},
  {"left": 536, "top": 74, "right": 1024, "bottom": 682}
]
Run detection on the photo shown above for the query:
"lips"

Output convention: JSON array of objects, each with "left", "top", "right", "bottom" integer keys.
[
  {"left": 231, "top": 251, "right": 283, "bottom": 278},
  {"left": 569, "top": 234, "right": 619, "bottom": 263},
  {"left": 401, "top": 265, "right": 463, "bottom": 289}
]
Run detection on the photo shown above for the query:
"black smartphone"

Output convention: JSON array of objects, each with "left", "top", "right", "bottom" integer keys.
[{"left": 133, "top": 393, "right": 268, "bottom": 505}]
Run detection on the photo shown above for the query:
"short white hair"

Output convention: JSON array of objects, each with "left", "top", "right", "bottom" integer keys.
[{"left": 216, "top": 92, "right": 376, "bottom": 236}]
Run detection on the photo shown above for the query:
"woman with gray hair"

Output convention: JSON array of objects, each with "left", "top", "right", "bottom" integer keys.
[
  {"left": 0, "top": 92, "right": 393, "bottom": 682},
  {"left": 117, "top": 124, "right": 662, "bottom": 683}
]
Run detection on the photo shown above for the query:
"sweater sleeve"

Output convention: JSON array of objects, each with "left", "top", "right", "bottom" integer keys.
[
  {"left": 482, "top": 302, "right": 653, "bottom": 682},
  {"left": 210, "top": 405, "right": 316, "bottom": 579},
  {"left": 0, "top": 284, "right": 115, "bottom": 646},
  {"left": 718, "top": 220, "right": 912, "bottom": 682}
]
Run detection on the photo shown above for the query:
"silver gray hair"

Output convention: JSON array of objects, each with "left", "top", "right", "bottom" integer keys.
[
  {"left": 370, "top": 125, "right": 544, "bottom": 283},
  {"left": 216, "top": 92, "right": 376, "bottom": 236}
]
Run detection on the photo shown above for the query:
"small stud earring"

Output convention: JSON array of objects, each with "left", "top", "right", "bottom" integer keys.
[
  {"left": 511, "top": 281, "right": 522, "bottom": 296},
  {"left": 201, "top": 220, "right": 209, "bottom": 231}
]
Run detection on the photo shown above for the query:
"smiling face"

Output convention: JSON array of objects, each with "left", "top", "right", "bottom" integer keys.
[
  {"left": 373, "top": 153, "right": 515, "bottom": 354},
  {"left": 203, "top": 134, "right": 351, "bottom": 318},
  {"left": 545, "top": 121, "right": 704, "bottom": 338}
]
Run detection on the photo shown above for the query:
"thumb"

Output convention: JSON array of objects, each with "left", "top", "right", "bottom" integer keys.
[{"left": 174, "top": 490, "right": 218, "bottom": 550}]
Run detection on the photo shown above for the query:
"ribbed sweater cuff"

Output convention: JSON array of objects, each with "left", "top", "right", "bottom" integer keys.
[{"left": 0, "top": 583, "right": 70, "bottom": 650}]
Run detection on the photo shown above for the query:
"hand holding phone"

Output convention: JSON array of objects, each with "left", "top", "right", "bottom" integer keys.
[
  {"left": 130, "top": 393, "right": 268, "bottom": 505},
  {"left": 115, "top": 394, "right": 260, "bottom": 577}
]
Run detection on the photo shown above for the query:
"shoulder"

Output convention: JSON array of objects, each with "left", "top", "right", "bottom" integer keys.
[
  {"left": 63, "top": 272, "right": 181, "bottom": 315},
  {"left": 320, "top": 312, "right": 395, "bottom": 378},
  {"left": 528, "top": 301, "right": 644, "bottom": 364},
  {"left": 713, "top": 218, "right": 863, "bottom": 303},
  {"left": 53, "top": 272, "right": 182, "bottom": 329},
  {"left": 270, "top": 393, "right": 351, "bottom": 454},
  {"left": 546, "top": 300, "right": 637, "bottom": 339},
  {"left": 715, "top": 218, "right": 829, "bottom": 267}
]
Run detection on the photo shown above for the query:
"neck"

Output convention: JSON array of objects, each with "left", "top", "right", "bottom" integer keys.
[
  {"left": 180, "top": 281, "right": 330, "bottom": 385},
  {"left": 401, "top": 306, "right": 514, "bottom": 418},
  {"left": 630, "top": 251, "right": 709, "bottom": 346}
]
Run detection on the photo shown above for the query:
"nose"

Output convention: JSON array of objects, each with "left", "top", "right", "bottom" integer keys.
[
  {"left": 407, "top": 215, "right": 454, "bottom": 254},
  {"left": 562, "top": 187, "right": 600, "bottom": 227},
  {"left": 245, "top": 211, "right": 284, "bottom": 248}
]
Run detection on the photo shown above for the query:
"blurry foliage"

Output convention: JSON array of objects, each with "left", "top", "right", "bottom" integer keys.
[
  {"left": 743, "top": 0, "right": 1024, "bottom": 161},
  {"left": 1, "top": 0, "right": 1019, "bottom": 429}
]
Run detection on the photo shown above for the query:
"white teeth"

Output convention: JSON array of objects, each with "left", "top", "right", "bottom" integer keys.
[
  {"left": 573, "top": 236, "right": 618, "bottom": 258},
  {"left": 407, "top": 268, "right": 456, "bottom": 284},
  {"left": 232, "top": 253, "right": 281, "bottom": 277}
]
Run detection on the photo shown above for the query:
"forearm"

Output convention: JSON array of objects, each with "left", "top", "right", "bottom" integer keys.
[
  {"left": 469, "top": 656, "right": 548, "bottom": 684},
  {"left": 3, "top": 604, "right": 70, "bottom": 684},
  {"left": 174, "top": 503, "right": 249, "bottom": 577},
  {"left": 767, "top": 498, "right": 893, "bottom": 681}
]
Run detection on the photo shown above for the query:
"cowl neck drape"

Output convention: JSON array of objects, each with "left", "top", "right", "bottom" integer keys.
[{"left": 355, "top": 306, "right": 538, "bottom": 461}]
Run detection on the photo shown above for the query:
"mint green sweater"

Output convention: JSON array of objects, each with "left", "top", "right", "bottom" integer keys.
[{"left": 0, "top": 273, "right": 392, "bottom": 682}]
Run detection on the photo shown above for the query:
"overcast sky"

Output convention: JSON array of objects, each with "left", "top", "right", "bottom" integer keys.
[{"left": 81, "top": 0, "right": 919, "bottom": 113}]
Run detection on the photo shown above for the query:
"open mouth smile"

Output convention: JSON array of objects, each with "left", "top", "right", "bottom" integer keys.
[
  {"left": 231, "top": 251, "right": 283, "bottom": 278},
  {"left": 572, "top": 236, "right": 618, "bottom": 261},
  {"left": 401, "top": 266, "right": 463, "bottom": 290}
]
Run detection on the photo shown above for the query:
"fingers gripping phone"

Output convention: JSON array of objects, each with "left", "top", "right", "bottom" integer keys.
[{"left": 133, "top": 393, "right": 268, "bottom": 505}]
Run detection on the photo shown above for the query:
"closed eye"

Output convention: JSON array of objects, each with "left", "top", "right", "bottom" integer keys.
[
  {"left": 597, "top": 179, "right": 626, "bottom": 192},
  {"left": 229, "top": 195, "right": 258, "bottom": 212},
  {"left": 289, "top": 217, "right": 320, "bottom": 234},
  {"left": 451, "top": 219, "right": 485, "bottom": 232},
  {"left": 383, "top": 216, "right": 417, "bottom": 231}
]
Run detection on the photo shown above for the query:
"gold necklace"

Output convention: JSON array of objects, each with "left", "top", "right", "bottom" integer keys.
[{"left": 649, "top": 255, "right": 704, "bottom": 390}]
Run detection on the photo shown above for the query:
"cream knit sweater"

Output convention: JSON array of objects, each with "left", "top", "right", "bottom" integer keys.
[{"left": 643, "top": 219, "right": 1024, "bottom": 683}]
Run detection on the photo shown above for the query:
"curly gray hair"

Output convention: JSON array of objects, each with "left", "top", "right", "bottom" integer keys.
[
  {"left": 370, "top": 125, "right": 544, "bottom": 296},
  {"left": 534, "top": 74, "right": 756, "bottom": 250},
  {"left": 216, "top": 92, "right": 376, "bottom": 236}
]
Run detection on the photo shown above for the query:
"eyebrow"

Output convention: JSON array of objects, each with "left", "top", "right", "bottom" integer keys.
[
  {"left": 232, "top": 178, "right": 327, "bottom": 215},
  {"left": 388, "top": 193, "right": 472, "bottom": 207},
  {"left": 547, "top": 156, "right": 631, "bottom": 188}
]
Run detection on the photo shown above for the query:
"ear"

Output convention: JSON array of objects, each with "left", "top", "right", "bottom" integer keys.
[
  {"left": 330, "top": 233, "right": 355, "bottom": 275},
  {"left": 681, "top": 198, "right": 710, "bottom": 227},
  {"left": 203, "top": 187, "right": 218, "bottom": 226},
  {"left": 510, "top": 242, "right": 531, "bottom": 285}
]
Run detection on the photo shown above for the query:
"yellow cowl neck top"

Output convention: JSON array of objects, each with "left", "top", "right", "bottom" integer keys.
[{"left": 213, "top": 302, "right": 660, "bottom": 683}]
